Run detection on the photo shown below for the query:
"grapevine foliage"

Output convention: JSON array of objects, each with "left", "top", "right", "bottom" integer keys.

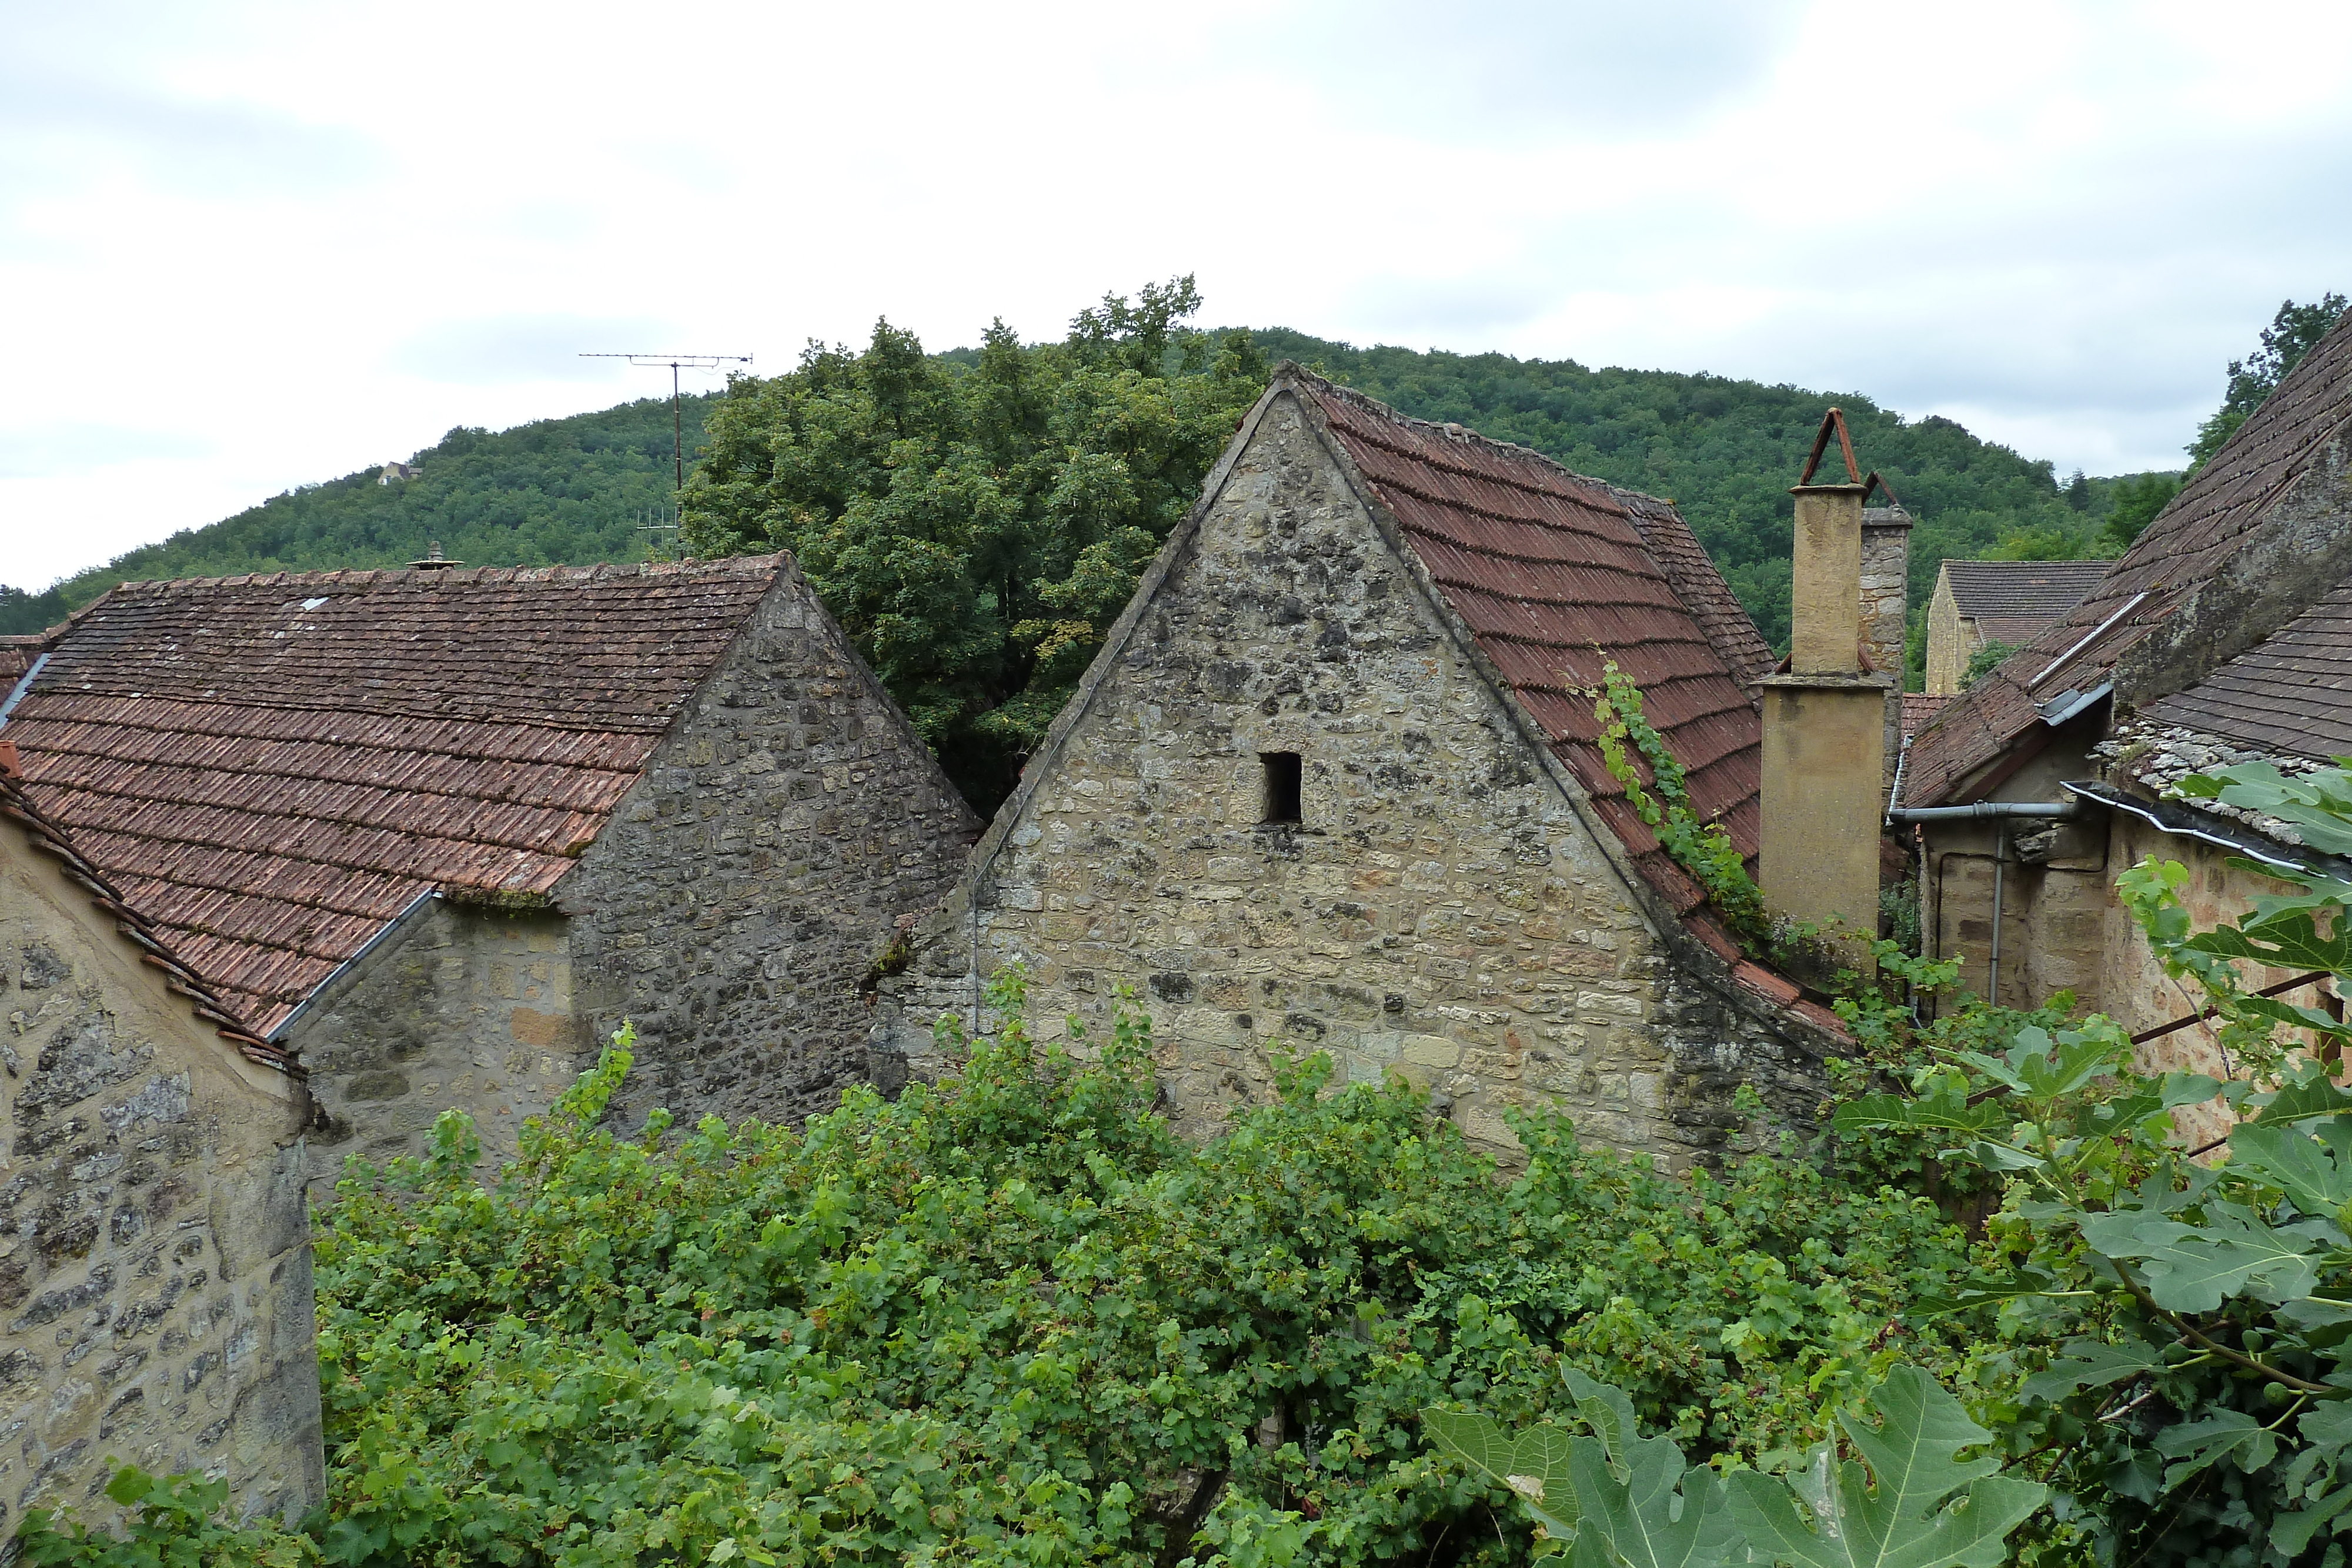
[{"left": 286, "top": 979, "right": 1973, "bottom": 1567}]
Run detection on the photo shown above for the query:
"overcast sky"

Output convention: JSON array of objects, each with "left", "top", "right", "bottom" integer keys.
[{"left": 4, "top": 0, "right": 2348, "bottom": 589}]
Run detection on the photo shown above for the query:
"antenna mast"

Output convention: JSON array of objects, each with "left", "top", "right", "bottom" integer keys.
[{"left": 579, "top": 352, "right": 754, "bottom": 494}]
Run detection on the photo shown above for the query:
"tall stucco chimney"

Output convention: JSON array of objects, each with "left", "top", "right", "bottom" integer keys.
[{"left": 1758, "top": 411, "right": 1887, "bottom": 974}]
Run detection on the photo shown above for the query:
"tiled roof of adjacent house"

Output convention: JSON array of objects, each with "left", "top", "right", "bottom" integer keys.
[
  {"left": 1903, "top": 310, "right": 2352, "bottom": 807},
  {"left": 0, "top": 557, "right": 787, "bottom": 1037},
  {"left": 2146, "top": 572, "right": 2352, "bottom": 758},
  {"left": 1298, "top": 372, "right": 1778, "bottom": 937},
  {"left": 1903, "top": 694, "right": 1953, "bottom": 738},
  {"left": 0, "top": 744, "right": 293, "bottom": 1072},
  {"left": 1940, "top": 559, "right": 2109, "bottom": 637}
]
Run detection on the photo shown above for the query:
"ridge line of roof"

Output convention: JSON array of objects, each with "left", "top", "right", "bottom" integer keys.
[
  {"left": 92, "top": 552, "right": 789, "bottom": 597},
  {"left": 1275, "top": 362, "right": 1687, "bottom": 514}
]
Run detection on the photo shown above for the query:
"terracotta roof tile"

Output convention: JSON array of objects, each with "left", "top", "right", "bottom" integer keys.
[
  {"left": 1299, "top": 375, "right": 1768, "bottom": 927},
  {"left": 1904, "top": 308, "right": 2352, "bottom": 805},
  {"left": 0, "top": 747, "right": 295, "bottom": 1073},
  {"left": 1902, "top": 693, "right": 1953, "bottom": 738},
  {"left": 0, "top": 557, "right": 787, "bottom": 1035}
]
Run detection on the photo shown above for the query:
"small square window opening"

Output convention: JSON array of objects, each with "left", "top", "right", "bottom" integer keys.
[{"left": 1259, "top": 751, "right": 1302, "bottom": 824}]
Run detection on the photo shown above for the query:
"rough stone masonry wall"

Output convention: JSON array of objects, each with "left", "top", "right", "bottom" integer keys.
[
  {"left": 1862, "top": 509, "right": 1910, "bottom": 790},
  {"left": 566, "top": 569, "right": 980, "bottom": 1132},
  {"left": 878, "top": 393, "right": 1830, "bottom": 1167},
  {"left": 288, "top": 900, "right": 588, "bottom": 1200},
  {"left": 0, "top": 835, "right": 322, "bottom": 1530},
  {"left": 1925, "top": 574, "right": 1973, "bottom": 696}
]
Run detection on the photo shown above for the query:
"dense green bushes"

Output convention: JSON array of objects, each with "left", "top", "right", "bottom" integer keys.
[{"left": 275, "top": 977, "right": 1975, "bottom": 1567}]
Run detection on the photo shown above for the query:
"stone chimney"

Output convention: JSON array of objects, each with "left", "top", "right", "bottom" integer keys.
[
  {"left": 1862, "top": 503, "right": 1912, "bottom": 785},
  {"left": 1757, "top": 412, "right": 1888, "bottom": 974}
]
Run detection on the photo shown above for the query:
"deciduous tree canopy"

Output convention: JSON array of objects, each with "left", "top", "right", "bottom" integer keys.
[{"left": 681, "top": 278, "right": 1267, "bottom": 807}]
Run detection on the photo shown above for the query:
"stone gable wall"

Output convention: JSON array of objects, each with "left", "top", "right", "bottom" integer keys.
[
  {"left": 0, "top": 831, "right": 322, "bottom": 1530},
  {"left": 877, "top": 393, "right": 1829, "bottom": 1167},
  {"left": 288, "top": 901, "right": 587, "bottom": 1199},
  {"left": 1925, "top": 570, "right": 1973, "bottom": 696},
  {"left": 565, "top": 567, "right": 980, "bottom": 1131}
]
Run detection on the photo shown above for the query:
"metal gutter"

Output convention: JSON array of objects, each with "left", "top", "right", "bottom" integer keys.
[
  {"left": 2061, "top": 779, "right": 2348, "bottom": 878},
  {"left": 268, "top": 888, "right": 439, "bottom": 1043},
  {"left": 0, "top": 652, "right": 49, "bottom": 730},
  {"left": 1885, "top": 731, "right": 1913, "bottom": 828}
]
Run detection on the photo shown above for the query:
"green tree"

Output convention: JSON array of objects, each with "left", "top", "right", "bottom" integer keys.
[
  {"left": 18, "top": 396, "right": 715, "bottom": 623},
  {"left": 1961, "top": 640, "right": 2020, "bottom": 691},
  {"left": 2186, "top": 294, "right": 2349, "bottom": 472},
  {"left": 2099, "top": 472, "right": 2182, "bottom": 551},
  {"left": 0, "top": 583, "right": 68, "bottom": 637},
  {"left": 683, "top": 278, "right": 1267, "bottom": 808}
]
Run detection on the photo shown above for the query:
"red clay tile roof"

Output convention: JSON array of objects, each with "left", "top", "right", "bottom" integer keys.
[
  {"left": 0, "top": 558, "right": 786, "bottom": 1037},
  {"left": 0, "top": 745, "right": 293, "bottom": 1073},
  {"left": 1902, "top": 693, "right": 1952, "bottom": 738},
  {"left": 1903, "top": 309, "right": 2352, "bottom": 806},
  {"left": 1298, "top": 373, "right": 1768, "bottom": 930},
  {"left": 2146, "top": 571, "right": 2352, "bottom": 757}
]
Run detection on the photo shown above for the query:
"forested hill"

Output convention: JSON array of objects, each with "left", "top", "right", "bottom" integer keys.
[
  {"left": 0, "top": 394, "right": 715, "bottom": 634},
  {"left": 3, "top": 338, "right": 2135, "bottom": 648},
  {"left": 1255, "top": 329, "right": 2122, "bottom": 649}
]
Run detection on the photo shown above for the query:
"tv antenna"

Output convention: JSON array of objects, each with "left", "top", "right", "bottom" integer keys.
[{"left": 579, "top": 352, "right": 753, "bottom": 493}]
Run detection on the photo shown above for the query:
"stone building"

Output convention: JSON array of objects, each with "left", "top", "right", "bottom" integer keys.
[
  {"left": 1922, "top": 559, "right": 2106, "bottom": 695},
  {"left": 0, "top": 557, "right": 978, "bottom": 1193},
  {"left": 1895, "top": 305, "right": 2352, "bottom": 1141},
  {"left": 875, "top": 366, "right": 1855, "bottom": 1168},
  {"left": 0, "top": 747, "right": 322, "bottom": 1527}
]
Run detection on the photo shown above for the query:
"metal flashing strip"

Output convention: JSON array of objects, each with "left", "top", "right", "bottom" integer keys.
[
  {"left": 267, "top": 888, "right": 439, "bottom": 1042},
  {"left": 0, "top": 651, "right": 49, "bottom": 729},
  {"left": 2062, "top": 779, "right": 2351, "bottom": 879},
  {"left": 2033, "top": 592, "right": 2150, "bottom": 689},
  {"left": 2036, "top": 681, "right": 2113, "bottom": 728}
]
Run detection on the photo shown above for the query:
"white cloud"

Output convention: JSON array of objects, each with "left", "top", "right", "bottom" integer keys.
[{"left": 2, "top": 0, "right": 2348, "bottom": 587}]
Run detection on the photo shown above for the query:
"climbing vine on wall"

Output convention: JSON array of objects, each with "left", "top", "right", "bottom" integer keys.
[{"left": 1586, "top": 661, "right": 1772, "bottom": 947}]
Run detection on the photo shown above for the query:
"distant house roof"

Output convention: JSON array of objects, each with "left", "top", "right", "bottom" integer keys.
[
  {"left": 0, "top": 557, "right": 789, "bottom": 1037},
  {"left": 1939, "top": 559, "right": 2109, "bottom": 648},
  {"left": 0, "top": 747, "right": 292, "bottom": 1072},
  {"left": 1903, "top": 308, "right": 2352, "bottom": 807}
]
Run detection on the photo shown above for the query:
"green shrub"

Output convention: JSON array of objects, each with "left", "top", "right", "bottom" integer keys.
[
  {"left": 16, "top": 1466, "right": 316, "bottom": 1567},
  {"left": 308, "top": 981, "right": 1982, "bottom": 1567}
]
